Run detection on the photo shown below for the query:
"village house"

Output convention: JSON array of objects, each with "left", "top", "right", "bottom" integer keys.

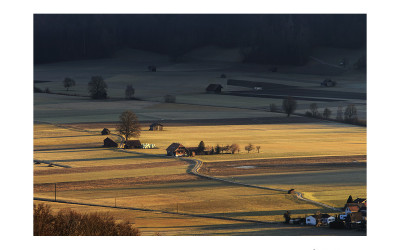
[
  {"left": 149, "top": 123, "right": 163, "bottom": 131},
  {"left": 166, "top": 143, "right": 188, "bottom": 157},
  {"left": 124, "top": 140, "right": 142, "bottom": 149},
  {"left": 103, "top": 137, "right": 118, "bottom": 148},
  {"left": 306, "top": 214, "right": 334, "bottom": 226},
  {"left": 206, "top": 84, "right": 223, "bottom": 94}
]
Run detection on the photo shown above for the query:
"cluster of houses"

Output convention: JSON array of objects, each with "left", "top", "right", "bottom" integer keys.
[
  {"left": 289, "top": 196, "right": 366, "bottom": 230},
  {"left": 102, "top": 123, "right": 163, "bottom": 149}
]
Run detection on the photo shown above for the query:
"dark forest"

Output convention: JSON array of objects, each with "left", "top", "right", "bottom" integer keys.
[{"left": 34, "top": 14, "right": 366, "bottom": 65}]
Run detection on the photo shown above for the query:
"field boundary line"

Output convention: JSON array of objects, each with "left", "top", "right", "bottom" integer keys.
[{"left": 189, "top": 158, "right": 342, "bottom": 212}]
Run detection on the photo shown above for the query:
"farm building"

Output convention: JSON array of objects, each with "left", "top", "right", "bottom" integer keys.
[
  {"left": 206, "top": 84, "right": 223, "bottom": 94},
  {"left": 104, "top": 137, "right": 118, "bottom": 147},
  {"left": 101, "top": 128, "right": 110, "bottom": 135},
  {"left": 166, "top": 143, "right": 188, "bottom": 157},
  {"left": 149, "top": 123, "right": 163, "bottom": 131},
  {"left": 124, "top": 140, "right": 142, "bottom": 149},
  {"left": 344, "top": 202, "right": 366, "bottom": 215}
]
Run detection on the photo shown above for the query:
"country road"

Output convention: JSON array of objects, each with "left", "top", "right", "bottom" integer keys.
[{"left": 35, "top": 120, "right": 343, "bottom": 225}]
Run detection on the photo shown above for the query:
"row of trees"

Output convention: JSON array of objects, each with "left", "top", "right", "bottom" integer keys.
[
  {"left": 197, "top": 141, "right": 261, "bottom": 154},
  {"left": 305, "top": 103, "right": 360, "bottom": 124},
  {"left": 270, "top": 97, "right": 363, "bottom": 126},
  {"left": 61, "top": 76, "right": 136, "bottom": 100}
]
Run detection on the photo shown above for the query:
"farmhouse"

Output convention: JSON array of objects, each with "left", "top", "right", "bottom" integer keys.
[
  {"left": 149, "top": 123, "right": 163, "bottom": 131},
  {"left": 166, "top": 143, "right": 188, "bottom": 157},
  {"left": 124, "top": 140, "right": 142, "bottom": 149},
  {"left": 206, "top": 84, "right": 223, "bottom": 94},
  {"left": 104, "top": 137, "right": 118, "bottom": 147},
  {"left": 101, "top": 128, "right": 110, "bottom": 135}
]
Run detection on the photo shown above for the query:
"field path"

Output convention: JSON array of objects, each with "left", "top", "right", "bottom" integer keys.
[{"left": 188, "top": 158, "right": 342, "bottom": 212}]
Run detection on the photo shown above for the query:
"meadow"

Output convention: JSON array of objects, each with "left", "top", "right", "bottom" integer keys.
[{"left": 34, "top": 121, "right": 366, "bottom": 235}]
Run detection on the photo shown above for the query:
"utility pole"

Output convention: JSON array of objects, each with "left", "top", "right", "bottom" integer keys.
[
  {"left": 54, "top": 183, "right": 57, "bottom": 201},
  {"left": 115, "top": 197, "right": 116, "bottom": 207}
]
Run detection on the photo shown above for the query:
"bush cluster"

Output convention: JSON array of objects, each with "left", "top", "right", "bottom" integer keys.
[{"left": 34, "top": 203, "right": 140, "bottom": 236}]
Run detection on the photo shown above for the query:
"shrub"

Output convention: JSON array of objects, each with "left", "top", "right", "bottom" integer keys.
[
  {"left": 34, "top": 204, "right": 140, "bottom": 236},
  {"left": 269, "top": 103, "right": 278, "bottom": 112},
  {"left": 34, "top": 87, "right": 43, "bottom": 93},
  {"left": 164, "top": 95, "right": 176, "bottom": 103},
  {"left": 305, "top": 111, "right": 313, "bottom": 117}
]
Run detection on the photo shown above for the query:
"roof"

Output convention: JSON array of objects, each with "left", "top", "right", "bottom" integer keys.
[
  {"left": 346, "top": 205, "right": 361, "bottom": 212},
  {"left": 353, "top": 198, "right": 366, "bottom": 203},
  {"left": 150, "top": 123, "right": 163, "bottom": 127},
  {"left": 104, "top": 137, "right": 116, "bottom": 143},
  {"left": 206, "top": 84, "right": 223, "bottom": 91},
  {"left": 125, "top": 140, "right": 141, "bottom": 147},
  {"left": 166, "top": 143, "right": 185, "bottom": 152}
]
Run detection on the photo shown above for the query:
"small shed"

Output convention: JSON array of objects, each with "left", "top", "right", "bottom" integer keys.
[
  {"left": 149, "top": 123, "right": 163, "bottom": 131},
  {"left": 101, "top": 128, "right": 110, "bottom": 135},
  {"left": 166, "top": 143, "right": 188, "bottom": 157},
  {"left": 104, "top": 137, "right": 118, "bottom": 148},
  {"left": 206, "top": 84, "right": 223, "bottom": 94},
  {"left": 124, "top": 140, "right": 142, "bottom": 149}
]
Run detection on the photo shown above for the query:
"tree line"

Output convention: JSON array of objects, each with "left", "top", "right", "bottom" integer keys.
[{"left": 34, "top": 14, "right": 366, "bottom": 65}]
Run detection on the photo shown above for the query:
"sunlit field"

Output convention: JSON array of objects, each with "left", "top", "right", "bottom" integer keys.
[{"left": 34, "top": 121, "right": 366, "bottom": 235}]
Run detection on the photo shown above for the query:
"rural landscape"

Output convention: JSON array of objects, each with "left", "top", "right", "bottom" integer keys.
[{"left": 33, "top": 14, "right": 366, "bottom": 236}]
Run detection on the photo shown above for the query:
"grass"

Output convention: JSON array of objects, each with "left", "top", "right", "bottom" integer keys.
[{"left": 34, "top": 121, "right": 366, "bottom": 235}]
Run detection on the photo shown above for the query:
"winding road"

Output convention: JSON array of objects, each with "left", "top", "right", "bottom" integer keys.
[{"left": 34, "top": 121, "right": 342, "bottom": 226}]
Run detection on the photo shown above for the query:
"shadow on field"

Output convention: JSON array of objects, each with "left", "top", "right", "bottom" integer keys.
[{"left": 198, "top": 208, "right": 333, "bottom": 218}]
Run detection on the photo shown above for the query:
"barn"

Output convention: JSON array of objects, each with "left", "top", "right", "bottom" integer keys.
[
  {"left": 149, "top": 123, "right": 163, "bottom": 131},
  {"left": 124, "top": 140, "right": 142, "bottom": 149},
  {"left": 166, "top": 143, "right": 188, "bottom": 157},
  {"left": 206, "top": 84, "right": 223, "bottom": 94},
  {"left": 104, "top": 137, "right": 118, "bottom": 147}
]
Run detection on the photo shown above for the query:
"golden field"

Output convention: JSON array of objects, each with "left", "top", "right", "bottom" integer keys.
[{"left": 34, "top": 121, "right": 366, "bottom": 235}]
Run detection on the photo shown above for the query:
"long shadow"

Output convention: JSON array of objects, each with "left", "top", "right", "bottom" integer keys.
[{"left": 198, "top": 208, "right": 333, "bottom": 218}]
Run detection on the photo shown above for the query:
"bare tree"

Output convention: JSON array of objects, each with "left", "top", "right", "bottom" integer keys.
[
  {"left": 88, "top": 76, "right": 107, "bottom": 99},
  {"left": 230, "top": 143, "right": 240, "bottom": 154},
  {"left": 244, "top": 143, "right": 254, "bottom": 153},
  {"left": 256, "top": 146, "right": 261, "bottom": 153},
  {"left": 310, "top": 103, "right": 319, "bottom": 117},
  {"left": 125, "top": 84, "right": 135, "bottom": 99},
  {"left": 336, "top": 105, "right": 343, "bottom": 121},
  {"left": 63, "top": 77, "right": 76, "bottom": 91},
  {"left": 323, "top": 108, "right": 332, "bottom": 119},
  {"left": 344, "top": 104, "right": 358, "bottom": 123},
  {"left": 282, "top": 96, "right": 297, "bottom": 117},
  {"left": 117, "top": 111, "right": 141, "bottom": 142}
]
